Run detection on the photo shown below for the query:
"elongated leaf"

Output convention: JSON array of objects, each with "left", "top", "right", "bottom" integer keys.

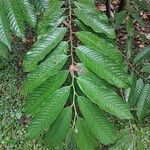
[
  {"left": 137, "top": 84, "right": 150, "bottom": 120},
  {"left": 3, "top": 0, "right": 25, "bottom": 38},
  {"left": 77, "top": 63, "right": 114, "bottom": 90},
  {"left": 50, "top": 41, "right": 68, "bottom": 56},
  {"left": 44, "top": 107, "right": 72, "bottom": 148},
  {"left": 76, "top": 46, "right": 130, "bottom": 88},
  {"left": 23, "top": 54, "right": 67, "bottom": 94},
  {"left": 77, "top": 76, "right": 132, "bottom": 119},
  {"left": 133, "top": 46, "right": 150, "bottom": 64},
  {"left": 114, "top": 10, "right": 128, "bottom": 28},
  {"left": 78, "top": 96, "right": 117, "bottom": 145},
  {"left": 38, "top": 0, "right": 65, "bottom": 34},
  {"left": 23, "top": 27, "right": 67, "bottom": 72},
  {"left": 19, "top": 0, "right": 37, "bottom": 27},
  {"left": 128, "top": 79, "right": 144, "bottom": 107},
  {"left": 0, "top": 3, "right": 11, "bottom": 49},
  {"left": 0, "top": 42, "right": 9, "bottom": 59},
  {"left": 74, "top": 4, "right": 116, "bottom": 38},
  {"left": 76, "top": 31, "right": 122, "bottom": 64},
  {"left": 75, "top": 118, "right": 96, "bottom": 150},
  {"left": 110, "top": 129, "right": 133, "bottom": 150},
  {"left": 141, "top": 64, "right": 150, "bottom": 74},
  {"left": 27, "top": 86, "right": 70, "bottom": 139},
  {"left": 24, "top": 70, "right": 69, "bottom": 115}
]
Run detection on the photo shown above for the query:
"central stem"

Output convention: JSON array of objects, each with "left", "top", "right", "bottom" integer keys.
[{"left": 68, "top": 0, "right": 78, "bottom": 127}]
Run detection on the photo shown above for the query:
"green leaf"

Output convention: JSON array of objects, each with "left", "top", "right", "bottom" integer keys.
[
  {"left": 78, "top": 96, "right": 117, "bottom": 145},
  {"left": 23, "top": 27, "right": 67, "bottom": 72},
  {"left": 0, "top": 3, "right": 11, "bottom": 49},
  {"left": 141, "top": 64, "right": 150, "bottom": 74},
  {"left": 75, "top": 118, "right": 96, "bottom": 150},
  {"left": 27, "top": 86, "right": 70, "bottom": 139},
  {"left": 125, "top": 36, "right": 133, "bottom": 59},
  {"left": 38, "top": 0, "right": 65, "bottom": 34},
  {"left": 126, "top": 18, "right": 134, "bottom": 36},
  {"left": 23, "top": 54, "right": 67, "bottom": 94},
  {"left": 19, "top": 0, "right": 37, "bottom": 27},
  {"left": 110, "top": 129, "right": 133, "bottom": 150},
  {"left": 133, "top": 46, "right": 150, "bottom": 64},
  {"left": 74, "top": 4, "right": 116, "bottom": 38},
  {"left": 76, "top": 46, "right": 130, "bottom": 88},
  {"left": 114, "top": 10, "right": 128, "bottom": 28},
  {"left": 0, "top": 42, "right": 9, "bottom": 59},
  {"left": 24, "top": 70, "right": 69, "bottom": 115},
  {"left": 44, "top": 107, "right": 72, "bottom": 148},
  {"left": 50, "top": 41, "right": 68, "bottom": 56},
  {"left": 76, "top": 31, "right": 122, "bottom": 64},
  {"left": 3, "top": 0, "right": 25, "bottom": 38},
  {"left": 131, "top": 12, "right": 145, "bottom": 27},
  {"left": 77, "top": 76, "right": 133, "bottom": 119},
  {"left": 137, "top": 84, "right": 150, "bottom": 120},
  {"left": 128, "top": 79, "right": 144, "bottom": 107}
]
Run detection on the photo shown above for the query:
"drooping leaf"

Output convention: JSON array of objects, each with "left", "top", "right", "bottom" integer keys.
[
  {"left": 3, "top": 0, "right": 25, "bottom": 38},
  {"left": 76, "top": 46, "right": 130, "bottom": 88},
  {"left": 27, "top": 86, "right": 70, "bottom": 139},
  {"left": 114, "top": 10, "right": 128, "bottom": 28},
  {"left": 75, "top": 118, "right": 96, "bottom": 150},
  {"left": 110, "top": 129, "right": 133, "bottom": 150},
  {"left": 78, "top": 96, "right": 117, "bottom": 145},
  {"left": 23, "top": 27, "right": 67, "bottom": 72},
  {"left": 0, "top": 3, "right": 11, "bottom": 49},
  {"left": 23, "top": 54, "right": 67, "bottom": 94},
  {"left": 133, "top": 46, "right": 150, "bottom": 64},
  {"left": 77, "top": 76, "right": 133, "bottom": 119},
  {"left": 24, "top": 70, "right": 69, "bottom": 115},
  {"left": 44, "top": 107, "right": 72, "bottom": 148},
  {"left": 38, "top": 0, "right": 65, "bottom": 34},
  {"left": 141, "top": 64, "right": 150, "bottom": 74},
  {"left": 137, "top": 84, "right": 150, "bottom": 120},
  {"left": 0, "top": 42, "right": 9, "bottom": 59},
  {"left": 76, "top": 31, "right": 122, "bottom": 64},
  {"left": 128, "top": 79, "right": 144, "bottom": 107},
  {"left": 18, "top": 0, "right": 37, "bottom": 27},
  {"left": 74, "top": 3, "right": 116, "bottom": 38}
]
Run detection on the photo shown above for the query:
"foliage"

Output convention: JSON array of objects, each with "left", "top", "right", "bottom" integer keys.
[{"left": 0, "top": 0, "right": 150, "bottom": 149}]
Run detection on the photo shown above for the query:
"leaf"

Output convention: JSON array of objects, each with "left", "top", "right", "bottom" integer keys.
[
  {"left": 74, "top": 3, "right": 116, "bottom": 38},
  {"left": 27, "top": 86, "right": 70, "bottom": 139},
  {"left": 110, "top": 129, "right": 133, "bottom": 150},
  {"left": 75, "top": 118, "right": 96, "bottom": 150},
  {"left": 131, "top": 12, "right": 145, "bottom": 27},
  {"left": 0, "top": 3, "right": 11, "bottom": 49},
  {"left": 24, "top": 70, "right": 69, "bottom": 115},
  {"left": 137, "top": 84, "right": 150, "bottom": 120},
  {"left": 19, "top": 0, "right": 37, "bottom": 27},
  {"left": 50, "top": 41, "right": 68, "bottom": 56},
  {"left": 0, "top": 42, "right": 9, "bottom": 59},
  {"left": 23, "top": 54, "right": 67, "bottom": 94},
  {"left": 78, "top": 96, "right": 117, "bottom": 145},
  {"left": 76, "top": 46, "right": 130, "bottom": 88},
  {"left": 44, "top": 107, "right": 72, "bottom": 148},
  {"left": 23, "top": 27, "right": 67, "bottom": 72},
  {"left": 128, "top": 79, "right": 144, "bottom": 107},
  {"left": 126, "top": 18, "right": 134, "bottom": 36},
  {"left": 77, "top": 76, "right": 133, "bottom": 119},
  {"left": 125, "top": 36, "right": 133, "bottom": 59},
  {"left": 114, "top": 10, "right": 128, "bottom": 28},
  {"left": 3, "top": 0, "right": 25, "bottom": 38},
  {"left": 133, "top": 46, "right": 150, "bottom": 64},
  {"left": 38, "top": 0, "right": 65, "bottom": 34},
  {"left": 76, "top": 31, "right": 122, "bottom": 64},
  {"left": 141, "top": 64, "right": 150, "bottom": 74}
]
